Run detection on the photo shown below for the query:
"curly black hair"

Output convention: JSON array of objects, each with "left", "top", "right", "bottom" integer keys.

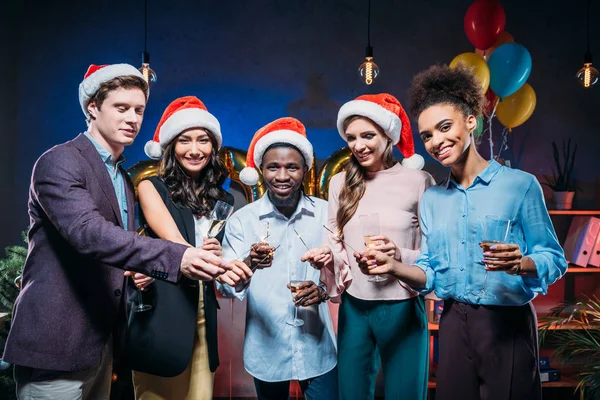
[{"left": 409, "top": 64, "right": 486, "bottom": 119}]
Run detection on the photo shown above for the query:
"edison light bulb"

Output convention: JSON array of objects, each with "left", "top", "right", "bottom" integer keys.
[
  {"left": 139, "top": 63, "right": 157, "bottom": 86},
  {"left": 576, "top": 62, "right": 599, "bottom": 88},
  {"left": 358, "top": 57, "right": 379, "bottom": 85}
]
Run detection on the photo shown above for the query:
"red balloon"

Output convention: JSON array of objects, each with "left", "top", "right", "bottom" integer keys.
[
  {"left": 464, "top": 0, "right": 506, "bottom": 50},
  {"left": 484, "top": 88, "right": 498, "bottom": 116}
]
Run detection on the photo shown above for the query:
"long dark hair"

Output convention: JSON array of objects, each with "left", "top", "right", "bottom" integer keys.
[
  {"left": 336, "top": 116, "right": 393, "bottom": 238},
  {"left": 159, "top": 129, "right": 228, "bottom": 218}
]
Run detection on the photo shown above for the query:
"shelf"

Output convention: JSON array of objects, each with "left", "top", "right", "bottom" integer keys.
[
  {"left": 567, "top": 266, "right": 600, "bottom": 273},
  {"left": 548, "top": 210, "right": 600, "bottom": 215},
  {"left": 428, "top": 374, "right": 581, "bottom": 388}
]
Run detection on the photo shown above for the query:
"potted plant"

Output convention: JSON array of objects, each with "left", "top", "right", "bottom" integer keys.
[
  {"left": 543, "top": 139, "right": 578, "bottom": 210},
  {"left": 539, "top": 297, "right": 600, "bottom": 399}
]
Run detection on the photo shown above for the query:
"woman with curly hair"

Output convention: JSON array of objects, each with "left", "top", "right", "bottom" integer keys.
[
  {"left": 357, "top": 66, "right": 567, "bottom": 400},
  {"left": 303, "top": 93, "right": 434, "bottom": 400},
  {"left": 127, "top": 96, "right": 250, "bottom": 400}
]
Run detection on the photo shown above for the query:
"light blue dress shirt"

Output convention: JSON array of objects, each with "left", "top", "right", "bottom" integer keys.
[
  {"left": 84, "top": 132, "right": 128, "bottom": 230},
  {"left": 414, "top": 161, "right": 568, "bottom": 306},
  {"left": 218, "top": 194, "right": 337, "bottom": 382}
]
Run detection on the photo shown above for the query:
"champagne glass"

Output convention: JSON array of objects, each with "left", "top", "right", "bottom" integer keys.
[
  {"left": 471, "top": 215, "right": 511, "bottom": 300},
  {"left": 132, "top": 286, "right": 152, "bottom": 313},
  {"left": 359, "top": 213, "right": 387, "bottom": 282},
  {"left": 207, "top": 200, "right": 234, "bottom": 238},
  {"left": 286, "top": 261, "right": 307, "bottom": 327}
]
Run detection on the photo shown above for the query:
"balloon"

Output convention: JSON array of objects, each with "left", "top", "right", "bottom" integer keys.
[
  {"left": 127, "top": 160, "right": 160, "bottom": 196},
  {"left": 487, "top": 43, "right": 532, "bottom": 98},
  {"left": 464, "top": 0, "right": 506, "bottom": 50},
  {"left": 483, "top": 88, "right": 498, "bottom": 116},
  {"left": 316, "top": 147, "right": 352, "bottom": 200},
  {"left": 495, "top": 83, "right": 536, "bottom": 130},
  {"left": 473, "top": 115, "right": 484, "bottom": 139},
  {"left": 450, "top": 52, "right": 490, "bottom": 94},
  {"left": 475, "top": 31, "right": 514, "bottom": 59}
]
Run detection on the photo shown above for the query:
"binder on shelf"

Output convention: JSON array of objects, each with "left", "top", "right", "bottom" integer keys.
[
  {"left": 588, "top": 229, "right": 600, "bottom": 267},
  {"left": 562, "top": 216, "right": 600, "bottom": 267}
]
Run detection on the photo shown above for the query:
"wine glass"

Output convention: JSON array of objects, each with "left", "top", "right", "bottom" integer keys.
[
  {"left": 207, "top": 200, "right": 234, "bottom": 239},
  {"left": 359, "top": 213, "right": 387, "bottom": 282},
  {"left": 471, "top": 215, "right": 511, "bottom": 300},
  {"left": 286, "top": 261, "right": 307, "bottom": 327}
]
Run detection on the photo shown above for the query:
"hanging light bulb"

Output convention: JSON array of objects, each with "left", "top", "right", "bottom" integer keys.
[
  {"left": 576, "top": 0, "right": 598, "bottom": 88},
  {"left": 359, "top": 46, "right": 379, "bottom": 85},
  {"left": 576, "top": 56, "right": 599, "bottom": 88},
  {"left": 358, "top": 0, "right": 379, "bottom": 85},
  {"left": 138, "top": 0, "right": 157, "bottom": 86},
  {"left": 139, "top": 51, "right": 157, "bottom": 86}
]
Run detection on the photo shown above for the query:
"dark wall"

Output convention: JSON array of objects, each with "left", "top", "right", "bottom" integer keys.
[{"left": 1, "top": 0, "right": 599, "bottom": 248}]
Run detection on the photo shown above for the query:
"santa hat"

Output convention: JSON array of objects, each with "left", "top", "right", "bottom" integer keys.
[
  {"left": 78, "top": 64, "right": 146, "bottom": 118},
  {"left": 239, "top": 117, "right": 313, "bottom": 186},
  {"left": 337, "top": 93, "right": 425, "bottom": 169},
  {"left": 144, "top": 96, "right": 222, "bottom": 159}
]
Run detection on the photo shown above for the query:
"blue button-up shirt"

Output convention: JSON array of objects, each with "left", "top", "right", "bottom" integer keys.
[
  {"left": 218, "top": 194, "right": 337, "bottom": 382},
  {"left": 84, "top": 132, "right": 128, "bottom": 230},
  {"left": 414, "top": 161, "right": 567, "bottom": 306}
]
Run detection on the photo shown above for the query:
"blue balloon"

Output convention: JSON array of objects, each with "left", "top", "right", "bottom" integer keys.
[{"left": 487, "top": 43, "right": 532, "bottom": 98}]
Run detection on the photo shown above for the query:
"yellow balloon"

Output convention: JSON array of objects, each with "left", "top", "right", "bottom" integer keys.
[
  {"left": 495, "top": 83, "right": 536, "bottom": 130},
  {"left": 450, "top": 52, "right": 490, "bottom": 94}
]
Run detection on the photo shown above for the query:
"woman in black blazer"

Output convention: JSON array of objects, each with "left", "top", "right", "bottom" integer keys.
[{"left": 126, "top": 96, "right": 251, "bottom": 400}]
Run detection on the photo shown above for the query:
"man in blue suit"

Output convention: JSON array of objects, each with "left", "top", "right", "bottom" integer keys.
[{"left": 2, "top": 63, "right": 231, "bottom": 399}]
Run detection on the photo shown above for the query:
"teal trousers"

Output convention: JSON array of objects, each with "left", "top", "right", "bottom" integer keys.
[{"left": 337, "top": 293, "right": 429, "bottom": 400}]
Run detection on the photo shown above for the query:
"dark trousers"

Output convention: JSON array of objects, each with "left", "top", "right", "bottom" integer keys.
[
  {"left": 253, "top": 367, "right": 338, "bottom": 400},
  {"left": 436, "top": 300, "right": 541, "bottom": 400}
]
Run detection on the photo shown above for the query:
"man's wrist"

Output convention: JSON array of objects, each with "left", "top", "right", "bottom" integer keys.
[{"left": 318, "top": 284, "right": 330, "bottom": 302}]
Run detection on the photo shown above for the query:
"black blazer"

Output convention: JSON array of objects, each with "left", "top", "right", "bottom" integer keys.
[{"left": 124, "top": 176, "right": 233, "bottom": 376}]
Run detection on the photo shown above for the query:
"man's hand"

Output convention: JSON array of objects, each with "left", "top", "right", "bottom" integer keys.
[
  {"left": 180, "top": 247, "right": 231, "bottom": 281},
  {"left": 124, "top": 271, "right": 154, "bottom": 290},
  {"left": 287, "top": 281, "right": 325, "bottom": 307},
  {"left": 217, "top": 260, "right": 254, "bottom": 287},
  {"left": 247, "top": 242, "right": 275, "bottom": 270}
]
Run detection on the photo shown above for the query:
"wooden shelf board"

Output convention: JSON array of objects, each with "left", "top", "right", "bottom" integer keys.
[
  {"left": 428, "top": 374, "right": 581, "bottom": 388},
  {"left": 548, "top": 210, "right": 600, "bottom": 215},
  {"left": 567, "top": 266, "right": 600, "bottom": 273}
]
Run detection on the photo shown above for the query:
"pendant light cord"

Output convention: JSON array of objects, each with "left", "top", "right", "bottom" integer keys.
[{"left": 367, "top": 0, "right": 371, "bottom": 47}]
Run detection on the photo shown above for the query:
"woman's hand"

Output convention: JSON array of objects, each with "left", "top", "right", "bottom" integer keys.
[
  {"left": 368, "top": 235, "right": 401, "bottom": 261},
  {"left": 202, "top": 237, "right": 222, "bottom": 257},
  {"left": 124, "top": 271, "right": 154, "bottom": 290},
  {"left": 481, "top": 243, "right": 523, "bottom": 274},
  {"left": 301, "top": 247, "right": 333, "bottom": 270},
  {"left": 354, "top": 249, "right": 398, "bottom": 276}
]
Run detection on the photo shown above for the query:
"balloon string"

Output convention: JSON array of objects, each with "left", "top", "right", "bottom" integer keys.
[{"left": 487, "top": 97, "right": 500, "bottom": 159}]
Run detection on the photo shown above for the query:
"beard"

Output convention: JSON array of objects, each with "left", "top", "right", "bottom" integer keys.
[{"left": 267, "top": 186, "right": 302, "bottom": 208}]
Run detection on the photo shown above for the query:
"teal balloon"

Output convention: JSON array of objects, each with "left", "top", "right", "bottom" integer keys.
[
  {"left": 474, "top": 116, "right": 484, "bottom": 139},
  {"left": 487, "top": 43, "right": 532, "bottom": 98}
]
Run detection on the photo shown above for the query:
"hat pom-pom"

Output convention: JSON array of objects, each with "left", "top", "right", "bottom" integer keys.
[
  {"left": 401, "top": 154, "right": 425, "bottom": 170},
  {"left": 144, "top": 141, "right": 163, "bottom": 160},
  {"left": 239, "top": 167, "right": 259, "bottom": 186}
]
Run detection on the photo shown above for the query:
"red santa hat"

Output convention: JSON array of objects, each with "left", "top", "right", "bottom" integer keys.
[
  {"left": 144, "top": 96, "right": 222, "bottom": 159},
  {"left": 239, "top": 117, "right": 313, "bottom": 186},
  {"left": 336, "top": 93, "right": 424, "bottom": 169},
  {"left": 78, "top": 64, "right": 146, "bottom": 118}
]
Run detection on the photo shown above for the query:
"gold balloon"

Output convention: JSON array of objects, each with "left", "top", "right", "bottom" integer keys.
[
  {"left": 127, "top": 159, "right": 160, "bottom": 197},
  {"left": 316, "top": 147, "right": 351, "bottom": 200},
  {"left": 303, "top": 153, "right": 318, "bottom": 197},
  {"left": 496, "top": 83, "right": 536, "bottom": 131},
  {"left": 450, "top": 52, "right": 490, "bottom": 94}
]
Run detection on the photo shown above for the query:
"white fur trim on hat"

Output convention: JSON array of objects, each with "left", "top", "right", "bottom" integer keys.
[
  {"left": 401, "top": 154, "right": 425, "bottom": 170},
  {"left": 239, "top": 167, "right": 260, "bottom": 186},
  {"left": 78, "top": 64, "right": 145, "bottom": 117},
  {"left": 144, "top": 140, "right": 163, "bottom": 160},
  {"left": 337, "top": 100, "right": 401, "bottom": 144},
  {"left": 159, "top": 108, "right": 222, "bottom": 150},
  {"left": 253, "top": 130, "right": 314, "bottom": 171}
]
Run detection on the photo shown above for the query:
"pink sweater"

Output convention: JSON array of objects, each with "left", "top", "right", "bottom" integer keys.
[{"left": 321, "top": 163, "right": 434, "bottom": 301}]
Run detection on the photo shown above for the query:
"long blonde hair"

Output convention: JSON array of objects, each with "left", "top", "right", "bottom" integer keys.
[{"left": 336, "top": 116, "right": 394, "bottom": 238}]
